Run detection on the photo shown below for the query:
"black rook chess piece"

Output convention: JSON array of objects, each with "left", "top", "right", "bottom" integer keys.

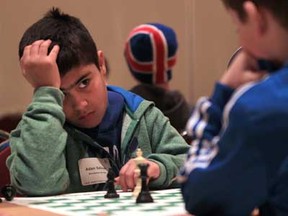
[
  {"left": 1, "top": 185, "right": 16, "bottom": 201},
  {"left": 104, "top": 168, "right": 119, "bottom": 199},
  {"left": 136, "top": 163, "right": 154, "bottom": 203}
]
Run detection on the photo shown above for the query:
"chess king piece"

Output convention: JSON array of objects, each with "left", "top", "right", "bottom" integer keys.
[
  {"left": 133, "top": 148, "right": 145, "bottom": 197},
  {"left": 1, "top": 185, "right": 16, "bottom": 201},
  {"left": 104, "top": 168, "right": 119, "bottom": 199},
  {"left": 136, "top": 163, "right": 154, "bottom": 203}
]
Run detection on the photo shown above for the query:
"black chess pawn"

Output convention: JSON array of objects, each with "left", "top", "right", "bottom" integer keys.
[
  {"left": 136, "top": 163, "right": 154, "bottom": 203},
  {"left": 1, "top": 185, "right": 16, "bottom": 201},
  {"left": 104, "top": 168, "right": 119, "bottom": 199}
]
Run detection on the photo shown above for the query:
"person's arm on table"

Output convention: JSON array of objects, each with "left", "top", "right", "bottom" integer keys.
[
  {"left": 116, "top": 105, "right": 190, "bottom": 191},
  {"left": 7, "top": 40, "right": 70, "bottom": 196}
]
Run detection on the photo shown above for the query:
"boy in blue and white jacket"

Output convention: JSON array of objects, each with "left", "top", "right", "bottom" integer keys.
[{"left": 180, "top": 0, "right": 288, "bottom": 215}]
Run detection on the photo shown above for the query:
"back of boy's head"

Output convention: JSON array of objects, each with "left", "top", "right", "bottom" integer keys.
[
  {"left": 222, "top": 0, "right": 288, "bottom": 29},
  {"left": 124, "top": 23, "right": 178, "bottom": 85},
  {"left": 18, "top": 7, "right": 99, "bottom": 76}
]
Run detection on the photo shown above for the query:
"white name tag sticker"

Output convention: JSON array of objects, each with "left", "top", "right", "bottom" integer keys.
[{"left": 78, "top": 158, "right": 111, "bottom": 186}]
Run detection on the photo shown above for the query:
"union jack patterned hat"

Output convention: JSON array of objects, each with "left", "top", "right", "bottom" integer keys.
[{"left": 124, "top": 23, "right": 178, "bottom": 84}]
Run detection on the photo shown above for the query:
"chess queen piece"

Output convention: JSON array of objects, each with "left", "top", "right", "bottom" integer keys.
[
  {"left": 133, "top": 148, "right": 145, "bottom": 197},
  {"left": 136, "top": 163, "right": 154, "bottom": 203},
  {"left": 104, "top": 168, "right": 119, "bottom": 199}
]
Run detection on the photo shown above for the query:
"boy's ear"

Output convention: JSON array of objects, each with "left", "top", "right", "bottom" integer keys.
[
  {"left": 243, "top": 1, "right": 267, "bottom": 35},
  {"left": 97, "top": 50, "right": 108, "bottom": 83}
]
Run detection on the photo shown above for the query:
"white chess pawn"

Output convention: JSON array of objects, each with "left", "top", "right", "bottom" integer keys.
[{"left": 133, "top": 148, "right": 145, "bottom": 197}]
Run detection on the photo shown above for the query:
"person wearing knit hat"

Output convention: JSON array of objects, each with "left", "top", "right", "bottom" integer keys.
[{"left": 124, "top": 23, "right": 192, "bottom": 134}]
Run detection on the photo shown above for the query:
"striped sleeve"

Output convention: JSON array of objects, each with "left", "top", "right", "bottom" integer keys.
[{"left": 179, "top": 82, "right": 234, "bottom": 180}]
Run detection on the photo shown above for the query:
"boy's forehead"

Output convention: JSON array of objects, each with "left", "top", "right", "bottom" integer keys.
[{"left": 60, "top": 64, "right": 99, "bottom": 90}]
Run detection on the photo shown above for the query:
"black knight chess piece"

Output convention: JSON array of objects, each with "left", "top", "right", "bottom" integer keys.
[
  {"left": 136, "top": 163, "right": 154, "bottom": 203},
  {"left": 104, "top": 168, "right": 119, "bottom": 199},
  {"left": 1, "top": 185, "right": 16, "bottom": 201}
]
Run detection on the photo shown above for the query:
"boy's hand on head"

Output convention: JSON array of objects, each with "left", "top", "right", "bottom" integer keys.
[
  {"left": 220, "top": 50, "right": 268, "bottom": 89},
  {"left": 20, "top": 39, "right": 61, "bottom": 89},
  {"left": 114, "top": 159, "right": 160, "bottom": 192}
]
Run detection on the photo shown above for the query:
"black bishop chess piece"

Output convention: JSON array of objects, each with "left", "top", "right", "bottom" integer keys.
[
  {"left": 1, "top": 185, "right": 16, "bottom": 202},
  {"left": 136, "top": 163, "right": 154, "bottom": 203},
  {"left": 104, "top": 168, "right": 119, "bottom": 199}
]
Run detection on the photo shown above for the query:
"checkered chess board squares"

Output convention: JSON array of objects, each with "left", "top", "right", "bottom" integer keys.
[{"left": 9, "top": 188, "right": 186, "bottom": 216}]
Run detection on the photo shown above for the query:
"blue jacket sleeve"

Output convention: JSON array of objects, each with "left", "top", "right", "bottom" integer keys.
[{"left": 179, "top": 83, "right": 268, "bottom": 215}]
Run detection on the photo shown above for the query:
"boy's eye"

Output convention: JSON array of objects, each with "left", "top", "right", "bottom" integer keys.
[{"left": 78, "top": 79, "right": 90, "bottom": 89}]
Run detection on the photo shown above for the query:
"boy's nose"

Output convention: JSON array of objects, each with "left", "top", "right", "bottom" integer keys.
[
  {"left": 72, "top": 95, "right": 88, "bottom": 111},
  {"left": 76, "top": 100, "right": 88, "bottom": 111}
]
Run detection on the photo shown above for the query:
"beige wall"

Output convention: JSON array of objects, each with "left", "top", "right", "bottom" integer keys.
[{"left": 0, "top": 0, "right": 238, "bottom": 114}]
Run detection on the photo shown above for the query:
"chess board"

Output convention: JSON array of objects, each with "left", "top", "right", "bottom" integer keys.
[{"left": 5, "top": 188, "right": 187, "bottom": 216}]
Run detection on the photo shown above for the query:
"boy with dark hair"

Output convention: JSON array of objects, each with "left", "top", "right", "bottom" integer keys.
[
  {"left": 7, "top": 7, "right": 189, "bottom": 196},
  {"left": 180, "top": 0, "right": 288, "bottom": 215}
]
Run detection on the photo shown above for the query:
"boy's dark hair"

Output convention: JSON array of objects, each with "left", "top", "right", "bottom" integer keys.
[
  {"left": 18, "top": 7, "right": 99, "bottom": 76},
  {"left": 221, "top": 0, "right": 288, "bottom": 30}
]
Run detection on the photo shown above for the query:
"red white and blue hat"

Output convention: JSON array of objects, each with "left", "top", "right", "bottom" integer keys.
[{"left": 124, "top": 23, "right": 178, "bottom": 84}]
